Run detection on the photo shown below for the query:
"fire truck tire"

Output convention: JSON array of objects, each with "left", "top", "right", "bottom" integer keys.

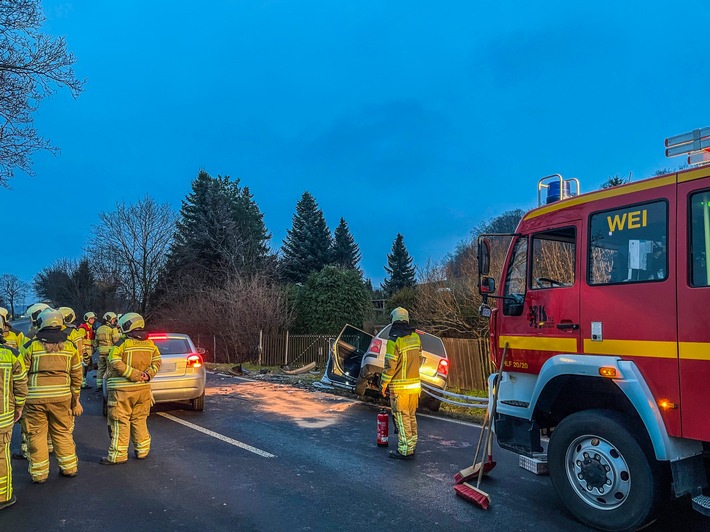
[{"left": 548, "top": 409, "right": 661, "bottom": 532}]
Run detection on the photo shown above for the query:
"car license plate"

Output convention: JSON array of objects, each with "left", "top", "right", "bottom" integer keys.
[{"left": 160, "top": 363, "right": 176, "bottom": 373}]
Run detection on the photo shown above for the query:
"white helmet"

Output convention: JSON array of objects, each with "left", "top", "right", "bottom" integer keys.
[
  {"left": 118, "top": 312, "right": 144, "bottom": 333},
  {"left": 390, "top": 307, "right": 410, "bottom": 324},
  {"left": 27, "top": 303, "right": 50, "bottom": 325}
]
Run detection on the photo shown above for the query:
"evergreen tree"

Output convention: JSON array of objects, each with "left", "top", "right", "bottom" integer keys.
[
  {"left": 280, "top": 192, "right": 332, "bottom": 284},
  {"left": 292, "top": 266, "right": 371, "bottom": 333},
  {"left": 331, "top": 218, "right": 361, "bottom": 271},
  {"left": 167, "top": 170, "right": 271, "bottom": 282},
  {"left": 382, "top": 233, "right": 416, "bottom": 297}
]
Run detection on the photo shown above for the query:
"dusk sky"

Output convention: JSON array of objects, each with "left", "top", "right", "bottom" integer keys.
[{"left": 3, "top": 1, "right": 709, "bottom": 299}]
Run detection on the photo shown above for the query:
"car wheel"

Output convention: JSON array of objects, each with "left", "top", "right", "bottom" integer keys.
[
  {"left": 418, "top": 393, "right": 441, "bottom": 412},
  {"left": 548, "top": 409, "right": 662, "bottom": 532},
  {"left": 354, "top": 378, "right": 368, "bottom": 397},
  {"left": 191, "top": 392, "right": 205, "bottom": 412}
]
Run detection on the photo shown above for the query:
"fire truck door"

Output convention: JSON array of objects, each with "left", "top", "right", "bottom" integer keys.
[
  {"left": 499, "top": 225, "right": 581, "bottom": 374},
  {"left": 677, "top": 176, "right": 710, "bottom": 441}
]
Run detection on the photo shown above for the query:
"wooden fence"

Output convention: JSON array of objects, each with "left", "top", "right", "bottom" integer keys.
[{"left": 255, "top": 332, "right": 493, "bottom": 391}]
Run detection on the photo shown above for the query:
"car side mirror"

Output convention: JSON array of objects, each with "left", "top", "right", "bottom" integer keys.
[{"left": 196, "top": 347, "right": 206, "bottom": 355}]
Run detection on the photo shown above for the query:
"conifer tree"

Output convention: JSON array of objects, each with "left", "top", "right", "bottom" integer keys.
[
  {"left": 280, "top": 192, "right": 332, "bottom": 284},
  {"left": 331, "top": 218, "right": 361, "bottom": 272},
  {"left": 167, "top": 170, "right": 270, "bottom": 282},
  {"left": 382, "top": 233, "right": 416, "bottom": 297}
]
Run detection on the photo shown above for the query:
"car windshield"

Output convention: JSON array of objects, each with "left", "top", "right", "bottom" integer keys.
[{"left": 152, "top": 338, "right": 190, "bottom": 355}]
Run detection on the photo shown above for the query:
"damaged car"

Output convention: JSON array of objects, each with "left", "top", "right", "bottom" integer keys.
[{"left": 322, "top": 324, "right": 449, "bottom": 412}]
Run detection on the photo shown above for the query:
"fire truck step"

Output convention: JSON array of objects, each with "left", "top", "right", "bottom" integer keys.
[
  {"left": 500, "top": 400, "right": 530, "bottom": 408},
  {"left": 691, "top": 494, "right": 710, "bottom": 516}
]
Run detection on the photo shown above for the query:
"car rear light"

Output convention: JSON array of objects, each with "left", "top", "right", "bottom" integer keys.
[
  {"left": 437, "top": 359, "right": 449, "bottom": 376},
  {"left": 368, "top": 338, "right": 383, "bottom": 353},
  {"left": 187, "top": 354, "right": 203, "bottom": 368},
  {"left": 149, "top": 334, "right": 168, "bottom": 340}
]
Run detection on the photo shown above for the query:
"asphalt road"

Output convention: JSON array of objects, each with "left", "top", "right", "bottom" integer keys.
[{"left": 0, "top": 369, "right": 707, "bottom": 531}]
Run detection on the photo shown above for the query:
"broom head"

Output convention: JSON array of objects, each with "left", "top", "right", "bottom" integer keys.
[
  {"left": 453, "top": 460, "right": 497, "bottom": 484},
  {"left": 454, "top": 482, "right": 490, "bottom": 509}
]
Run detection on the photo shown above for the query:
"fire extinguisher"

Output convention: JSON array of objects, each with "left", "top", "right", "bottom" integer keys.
[{"left": 377, "top": 408, "right": 389, "bottom": 447}]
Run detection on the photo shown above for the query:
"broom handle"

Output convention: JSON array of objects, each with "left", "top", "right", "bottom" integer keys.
[
  {"left": 470, "top": 406, "right": 489, "bottom": 466},
  {"left": 476, "top": 342, "right": 508, "bottom": 488}
]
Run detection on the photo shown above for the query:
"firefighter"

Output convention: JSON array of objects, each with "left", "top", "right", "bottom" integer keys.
[
  {"left": 0, "top": 307, "right": 26, "bottom": 350},
  {"left": 77, "top": 312, "right": 97, "bottom": 389},
  {"left": 95, "top": 312, "right": 120, "bottom": 390},
  {"left": 381, "top": 307, "right": 422, "bottom": 460},
  {"left": 0, "top": 315, "right": 27, "bottom": 510},
  {"left": 102, "top": 312, "right": 161, "bottom": 465},
  {"left": 22, "top": 308, "right": 82, "bottom": 482},
  {"left": 12, "top": 302, "right": 50, "bottom": 460}
]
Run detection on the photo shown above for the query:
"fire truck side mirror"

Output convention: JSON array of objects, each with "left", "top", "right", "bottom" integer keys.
[
  {"left": 479, "top": 276, "right": 496, "bottom": 295},
  {"left": 478, "top": 238, "right": 491, "bottom": 276}
]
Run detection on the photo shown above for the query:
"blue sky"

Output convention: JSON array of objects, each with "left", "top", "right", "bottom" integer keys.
[{"left": 3, "top": 0, "right": 710, "bottom": 297}]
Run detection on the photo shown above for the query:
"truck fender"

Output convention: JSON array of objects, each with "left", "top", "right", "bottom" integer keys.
[{"left": 491, "top": 354, "right": 702, "bottom": 462}]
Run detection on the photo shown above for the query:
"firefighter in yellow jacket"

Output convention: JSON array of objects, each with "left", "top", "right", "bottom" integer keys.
[
  {"left": 381, "top": 307, "right": 422, "bottom": 460},
  {"left": 95, "top": 312, "right": 120, "bottom": 390},
  {"left": 0, "top": 315, "right": 27, "bottom": 510},
  {"left": 22, "top": 308, "right": 83, "bottom": 482},
  {"left": 12, "top": 302, "right": 50, "bottom": 461},
  {"left": 102, "top": 312, "right": 161, "bottom": 464},
  {"left": 0, "top": 307, "right": 26, "bottom": 351}
]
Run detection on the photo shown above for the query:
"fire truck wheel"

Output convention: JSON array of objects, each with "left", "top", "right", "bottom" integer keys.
[{"left": 548, "top": 409, "right": 661, "bottom": 532}]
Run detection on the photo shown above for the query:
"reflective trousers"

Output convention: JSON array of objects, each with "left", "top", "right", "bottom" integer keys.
[
  {"left": 96, "top": 355, "right": 108, "bottom": 388},
  {"left": 19, "top": 427, "right": 53, "bottom": 458},
  {"left": 22, "top": 401, "right": 77, "bottom": 481},
  {"left": 0, "top": 432, "right": 12, "bottom": 502},
  {"left": 390, "top": 393, "right": 418, "bottom": 456},
  {"left": 107, "top": 388, "right": 151, "bottom": 463}
]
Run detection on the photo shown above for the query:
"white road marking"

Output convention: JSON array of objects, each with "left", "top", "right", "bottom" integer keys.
[{"left": 157, "top": 412, "right": 276, "bottom": 458}]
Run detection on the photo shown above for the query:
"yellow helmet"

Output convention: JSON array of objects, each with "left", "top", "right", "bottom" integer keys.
[
  {"left": 0, "top": 315, "right": 4, "bottom": 329},
  {"left": 0, "top": 307, "right": 8, "bottom": 322},
  {"left": 37, "top": 308, "right": 64, "bottom": 330},
  {"left": 103, "top": 311, "right": 117, "bottom": 322},
  {"left": 58, "top": 307, "right": 76, "bottom": 324},
  {"left": 84, "top": 312, "right": 96, "bottom": 322},
  {"left": 27, "top": 303, "right": 50, "bottom": 324},
  {"left": 390, "top": 307, "right": 410, "bottom": 324},
  {"left": 118, "top": 312, "right": 144, "bottom": 333}
]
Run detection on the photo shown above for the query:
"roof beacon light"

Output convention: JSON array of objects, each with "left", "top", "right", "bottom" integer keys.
[
  {"left": 537, "top": 174, "right": 580, "bottom": 206},
  {"left": 665, "top": 126, "right": 710, "bottom": 166}
]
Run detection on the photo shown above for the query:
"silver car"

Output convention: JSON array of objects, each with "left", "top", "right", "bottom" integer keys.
[{"left": 102, "top": 332, "right": 206, "bottom": 415}]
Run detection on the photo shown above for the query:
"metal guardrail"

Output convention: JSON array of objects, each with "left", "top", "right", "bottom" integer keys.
[{"left": 421, "top": 382, "right": 489, "bottom": 409}]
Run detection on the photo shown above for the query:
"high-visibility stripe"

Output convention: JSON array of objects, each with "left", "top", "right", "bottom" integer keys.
[
  {"left": 677, "top": 166, "right": 710, "bottom": 183},
  {"left": 583, "top": 339, "right": 677, "bottom": 358},
  {"left": 679, "top": 342, "right": 710, "bottom": 361},
  {"left": 499, "top": 335, "right": 578, "bottom": 353}
]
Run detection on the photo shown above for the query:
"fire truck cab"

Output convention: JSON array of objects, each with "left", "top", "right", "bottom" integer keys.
[{"left": 478, "top": 131, "right": 710, "bottom": 531}]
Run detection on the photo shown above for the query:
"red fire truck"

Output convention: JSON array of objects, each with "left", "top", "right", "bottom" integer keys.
[{"left": 477, "top": 128, "right": 710, "bottom": 531}]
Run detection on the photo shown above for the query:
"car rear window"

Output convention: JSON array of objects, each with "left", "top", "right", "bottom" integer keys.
[
  {"left": 152, "top": 338, "right": 190, "bottom": 355},
  {"left": 377, "top": 325, "right": 446, "bottom": 357}
]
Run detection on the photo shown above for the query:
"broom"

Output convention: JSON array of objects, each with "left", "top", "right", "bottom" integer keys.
[
  {"left": 454, "top": 419, "right": 495, "bottom": 509},
  {"left": 453, "top": 343, "right": 508, "bottom": 484}
]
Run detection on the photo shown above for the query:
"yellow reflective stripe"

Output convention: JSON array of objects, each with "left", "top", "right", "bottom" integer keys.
[
  {"left": 679, "top": 342, "right": 710, "bottom": 361},
  {"left": 583, "top": 339, "right": 677, "bottom": 359},
  {"left": 500, "top": 335, "right": 577, "bottom": 353}
]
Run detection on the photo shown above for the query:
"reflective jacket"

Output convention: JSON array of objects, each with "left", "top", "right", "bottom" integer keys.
[
  {"left": 96, "top": 324, "right": 120, "bottom": 356},
  {"left": 0, "top": 343, "right": 27, "bottom": 433},
  {"left": 22, "top": 337, "right": 82, "bottom": 404},
  {"left": 382, "top": 330, "right": 422, "bottom": 395},
  {"left": 106, "top": 334, "right": 161, "bottom": 392},
  {"left": 63, "top": 325, "right": 85, "bottom": 355},
  {"left": 2, "top": 326, "right": 27, "bottom": 351}
]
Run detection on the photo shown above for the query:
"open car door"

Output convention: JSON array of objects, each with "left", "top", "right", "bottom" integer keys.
[{"left": 323, "top": 325, "right": 373, "bottom": 389}]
